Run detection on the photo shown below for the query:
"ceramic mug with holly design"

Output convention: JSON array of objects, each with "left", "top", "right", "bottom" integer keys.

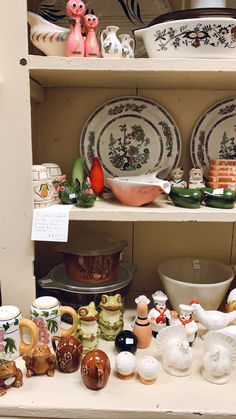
[
  {"left": 30, "top": 296, "right": 77, "bottom": 346},
  {"left": 0, "top": 306, "right": 39, "bottom": 360}
]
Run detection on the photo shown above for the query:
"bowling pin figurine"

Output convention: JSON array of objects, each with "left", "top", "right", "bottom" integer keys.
[{"left": 133, "top": 295, "right": 152, "bottom": 349}]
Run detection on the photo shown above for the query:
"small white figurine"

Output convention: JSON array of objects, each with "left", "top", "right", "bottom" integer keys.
[
  {"left": 170, "top": 304, "right": 198, "bottom": 345},
  {"left": 136, "top": 356, "right": 160, "bottom": 385},
  {"left": 115, "top": 351, "right": 136, "bottom": 380},
  {"left": 133, "top": 295, "right": 152, "bottom": 349},
  {"left": 156, "top": 325, "right": 193, "bottom": 377},
  {"left": 188, "top": 168, "right": 205, "bottom": 189},
  {"left": 169, "top": 167, "right": 187, "bottom": 188},
  {"left": 148, "top": 291, "right": 171, "bottom": 337},
  {"left": 191, "top": 301, "right": 236, "bottom": 331},
  {"left": 225, "top": 288, "right": 236, "bottom": 313},
  {"left": 201, "top": 330, "right": 236, "bottom": 384}
]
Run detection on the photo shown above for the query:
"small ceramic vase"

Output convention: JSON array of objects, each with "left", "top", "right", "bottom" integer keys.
[
  {"left": 83, "top": 13, "right": 100, "bottom": 57},
  {"left": 65, "top": 0, "right": 86, "bottom": 57},
  {"left": 81, "top": 349, "right": 111, "bottom": 390},
  {"left": 170, "top": 304, "right": 198, "bottom": 345},
  {"left": 225, "top": 288, "right": 236, "bottom": 313},
  {"left": 23, "top": 344, "right": 56, "bottom": 377},
  {"left": 0, "top": 305, "right": 39, "bottom": 360},
  {"left": 148, "top": 291, "right": 171, "bottom": 337},
  {"left": 52, "top": 335, "right": 83, "bottom": 373},
  {"left": 115, "top": 330, "right": 138, "bottom": 354},
  {"left": 99, "top": 294, "right": 123, "bottom": 341},
  {"left": 133, "top": 295, "right": 152, "bottom": 349},
  {"left": 169, "top": 167, "right": 187, "bottom": 189},
  {"left": 136, "top": 356, "right": 160, "bottom": 385},
  {"left": 201, "top": 330, "right": 236, "bottom": 384},
  {"left": 101, "top": 26, "right": 122, "bottom": 58},
  {"left": 32, "top": 165, "right": 54, "bottom": 208},
  {"left": 41, "top": 162, "right": 63, "bottom": 204},
  {"left": 75, "top": 302, "right": 100, "bottom": 352},
  {"left": 30, "top": 296, "right": 77, "bottom": 346},
  {"left": 90, "top": 157, "right": 104, "bottom": 195},
  {"left": 156, "top": 325, "right": 193, "bottom": 377},
  {"left": 188, "top": 168, "right": 205, "bottom": 189},
  {"left": 119, "top": 34, "right": 135, "bottom": 58},
  {"left": 115, "top": 351, "right": 136, "bottom": 380},
  {"left": 190, "top": 301, "right": 236, "bottom": 331},
  {"left": 0, "top": 360, "right": 23, "bottom": 396}
]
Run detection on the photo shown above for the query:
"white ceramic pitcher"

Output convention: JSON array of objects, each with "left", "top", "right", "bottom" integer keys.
[
  {"left": 101, "top": 26, "right": 122, "bottom": 58},
  {"left": 119, "top": 34, "right": 135, "bottom": 58}
]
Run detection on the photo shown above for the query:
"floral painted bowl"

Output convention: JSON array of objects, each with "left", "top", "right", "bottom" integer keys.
[
  {"left": 107, "top": 172, "right": 170, "bottom": 207},
  {"left": 134, "top": 8, "right": 236, "bottom": 58}
]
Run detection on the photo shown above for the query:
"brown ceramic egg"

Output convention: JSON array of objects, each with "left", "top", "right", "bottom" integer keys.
[{"left": 81, "top": 349, "right": 111, "bottom": 390}]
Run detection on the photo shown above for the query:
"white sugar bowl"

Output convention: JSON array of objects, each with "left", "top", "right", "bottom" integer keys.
[
  {"left": 136, "top": 356, "right": 160, "bottom": 384},
  {"left": 115, "top": 351, "right": 136, "bottom": 380}
]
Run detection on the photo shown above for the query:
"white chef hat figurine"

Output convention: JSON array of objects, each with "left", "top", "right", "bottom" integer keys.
[
  {"left": 148, "top": 291, "right": 171, "bottom": 337},
  {"left": 174, "top": 304, "right": 198, "bottom": 346}
]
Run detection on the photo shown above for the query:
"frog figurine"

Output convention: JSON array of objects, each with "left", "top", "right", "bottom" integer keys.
[
  {"left": 23, "top": 344, "right": 56, "bottom": 377},
  {"left": 74, "top": 302, "right": 100, "bottom": 352},
  {"left": 99, "top": 294, "right": 124, "bottom": 341},
  {"left": 0, "top": 359, "right": 23, "bottom": 396}
]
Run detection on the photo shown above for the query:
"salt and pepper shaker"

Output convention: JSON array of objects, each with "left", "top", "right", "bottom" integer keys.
[{"left": 133, "top": 295, "right": 152, "bottom": 349}]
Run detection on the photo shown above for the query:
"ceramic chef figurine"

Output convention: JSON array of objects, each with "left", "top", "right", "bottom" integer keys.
[
  {"left": 0, "top": 360, "right": 23, "bottom": 396},
  {"left": 225, "top": 288, "right": 236, "bottom": 314},
  {"left": 23, "top": 345, "right": 56, "bottom": 377},
  {"left": 99, "top": 294, "right": 123, "bottom": 341},
  {"left": 148, "top": 291, "right": 171, "bottom": 337},
  {"left": 156, "top": 325, "right": 193, "bottom": 377},
  {"left": 133, "top": 295, "right": 152, "bottom": 349},
  {"left": 66, "top": 0, "right": 86, "bottom": 57},
  {"left": 201, "top": 330, "right": 236, "bottom": 384},
  {"left": 83, "top": 12, "right": 100, "bottom": 57},
  {"left": 170, "top": 304, "right": 198, "bottom": 345},
  {"left": 136, "top": 356, "right": 160, "bottom": 385},
  {"left": 188, "top": 168, "right": 205, "bottom": 189},
  {"left": 74, "top": 302, "right": 100, "bottom": 352},
  {"left": 169, "top": 167, "right": 187, "bottom": 188},
  {"left": 115, "top": 351, "right": 136, "bottom": 380}
]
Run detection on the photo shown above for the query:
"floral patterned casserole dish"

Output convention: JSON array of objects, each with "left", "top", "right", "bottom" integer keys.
[{"left": 134, "top": 8, "right": 236, "bottom": 58}]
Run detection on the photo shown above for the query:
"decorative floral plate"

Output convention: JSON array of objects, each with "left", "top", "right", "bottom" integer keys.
[
  {"left": 191, "top": 97, "right": 236, "bottom": 177},
  {"left": 80, "top": 96, "right": 181, "bottom": 179}
]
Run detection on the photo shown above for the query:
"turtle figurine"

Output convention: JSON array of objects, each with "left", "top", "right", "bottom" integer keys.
[
  {"left": 76, "top": 177, "right": 96, "bottom": 208},
  {"left": 23, "top": 344, "right": 56, "bottom": 378},
  {"left": 0, "top": 359, "right": 23, "bottom": 396}
]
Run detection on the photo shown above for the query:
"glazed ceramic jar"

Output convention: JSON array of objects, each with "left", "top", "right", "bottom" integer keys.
[
  {"left": 115, "top": 351, "right": 136, "bottom": 379},
  {"left": 32, "top": 165, "right": 54, "bottom": 208},
  {"left": 41, "top": 162, "right": 63, "bottom": 204},
  {"left": 52, "top": 335, "right": 83, "bottom": 373},
  {"left": 136, "top": 356, "right": 160, "bottom": 384},
  {"left": 81, "top": 349, "right": 111, "bottom": 390},
  {"left": 0, "top": 306, "right": 39, "bottom": 360}
]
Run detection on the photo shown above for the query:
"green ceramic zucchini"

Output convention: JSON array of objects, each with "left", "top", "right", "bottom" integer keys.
[
  {"left": 201, "top": 187, "right": 236, "bottom": 209},
  {"left": 169, "top": 187, "right": 202, "bottom": 209}
]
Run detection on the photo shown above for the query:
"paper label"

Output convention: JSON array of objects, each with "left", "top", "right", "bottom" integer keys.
[
  {"left": 126, "top": 338, "right": 134, "bottom": 344},
  {"left": 193, "top": 259, "right": 200, "bottom": 270},
  {"left": 31, "top": 206, "right": 71, "bottom": 242},
  {"left": 213, "top": 188, "right": 224, "bottom": 195},
  {"left": 69, "top": 193, "right": 76, "bottom": 199}
]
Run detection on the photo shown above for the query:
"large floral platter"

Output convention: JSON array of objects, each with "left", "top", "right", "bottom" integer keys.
[
  {"left": 80, "top": 96, "right": 181, "bottom": 179},
  {"left": 190, "top": 97, "right": 236, "bottom": 177}
]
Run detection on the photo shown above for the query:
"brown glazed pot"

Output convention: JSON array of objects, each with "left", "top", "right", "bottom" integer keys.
[
  {"left": 52, "top": 335, "right": 83, "bottom": 373},
  {"left": 81, "top": 349, "right": 111, "bottom": 390}
]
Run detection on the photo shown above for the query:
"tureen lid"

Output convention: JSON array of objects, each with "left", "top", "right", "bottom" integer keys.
[{"left": 56, "top": 235, "right": 127, "bottom": 257}]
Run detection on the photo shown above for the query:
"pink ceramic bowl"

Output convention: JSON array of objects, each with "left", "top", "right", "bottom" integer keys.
[{"left": 107, "top": 173, "right": 170, "bottom": 207}]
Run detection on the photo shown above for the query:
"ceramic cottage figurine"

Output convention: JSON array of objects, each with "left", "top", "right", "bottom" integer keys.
[
  {"left": 169, "top": 167, "right": 187, "bottom": 189},
  {"left": 23, "top": 344, "right": 56, "bottom": 377},
  {"left": 83, "top": 12, "right": 100, "bottom": 57},
  {"left": 188, "top": 168, "right": 205, "bottom": 189},
  {"left": 201, "top": 330, "right": 236, "bottom": 384},
  {"left": 0, "top": 360, "right": 23, "bottom": 396},
  {"left": 171, "top": 304, "right": 198, "bottom": 345},
  {"left": 156, "top": 325, "right": 193, "bottom": 377},
  {"left": 133, "top": 295, "right": 152, "bottom": 349},
  {"left": 148, "top": 291, "right": 171, "bottom": 337},
  {"left": 66, "top": 0, "right": 86, "bottom": 57},
  {"left": 74, "top": 302, "right": 100, "bottom": 352},
  {"left": 99, "top": 294, "right": 123, "bottom": 341}
]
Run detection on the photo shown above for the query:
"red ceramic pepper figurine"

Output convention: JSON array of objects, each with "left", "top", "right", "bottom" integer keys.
[
  {"left": 66, "top": 0, "right": 86, "bottom": 57},
  {"left": 90, "top": 157, "right": 104, "bottom": 195}
]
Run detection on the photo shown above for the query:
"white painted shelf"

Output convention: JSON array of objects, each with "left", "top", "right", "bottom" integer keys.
[
  {"left": 29, "top": 55, "right": 236, "bottom": 91},
  {"left": 1, "top": 311, "right": 236, "bottom": 419},
  {"left": 68, "top": 199, "right": 236, "bottom": 222}
]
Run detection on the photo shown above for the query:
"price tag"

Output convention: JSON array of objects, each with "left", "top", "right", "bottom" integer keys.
[
  {"left": 125, "top": 338, "right": 134, "bottom": 344},
  {"left": 193, "top": 259, "right": 200, "bottom": 270},
  {"left": 213, "top": 188, "right": 224, "bottom": 195},
  {"left": 31, "top": 205, "right": 72, "bottom": 242}
]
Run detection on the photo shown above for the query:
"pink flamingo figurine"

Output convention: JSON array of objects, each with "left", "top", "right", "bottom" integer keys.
[
  {"left": 83, "top": 12, "right": 100, "bottom": 57},
  {"left": 66, "top": 0, "right": 86, "bottom": 57}
]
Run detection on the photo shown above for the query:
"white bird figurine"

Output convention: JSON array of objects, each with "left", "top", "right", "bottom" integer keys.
[
  {"left": 156, "top": 325, "right": 193, "bottom": 377},
  {"left": 190, "top": 301, "right": 236, "bottom": 331},
  {"left": 201, "top": 330, "right": 236, "bottom": 384}
]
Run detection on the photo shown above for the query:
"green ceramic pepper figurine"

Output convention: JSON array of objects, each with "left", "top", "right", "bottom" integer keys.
[
  {"left": 76, "top": 177, "right": 96, "bottom": 208},
  {"left": 58, "top": 177, "right": 78, "bottom": 204}
]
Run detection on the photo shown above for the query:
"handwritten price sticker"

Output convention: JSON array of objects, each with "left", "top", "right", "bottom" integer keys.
[{"left": 31, "top": 206, "right": 72, "bottom": 242}]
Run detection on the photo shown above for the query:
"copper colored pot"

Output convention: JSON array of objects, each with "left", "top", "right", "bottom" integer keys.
[
  {"left": 81, "top": 349, "right": 111, "bottom": 390},
  {"left": 52, "top": 335, "right": 83, "bottom": 373}
]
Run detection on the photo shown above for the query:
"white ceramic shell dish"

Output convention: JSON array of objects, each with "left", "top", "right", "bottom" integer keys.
[{"left": 134, "top": 8, "right": 236, "bottom": 59}]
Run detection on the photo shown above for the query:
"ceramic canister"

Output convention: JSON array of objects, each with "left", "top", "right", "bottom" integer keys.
[
  {"left": 30, "top": 296, "right": 77, "bottom": 346},
  {"left": 0, "top": 306, "right": 39, "bottom": 360},
  {"left": 32, "top": 165, "right": 55, "bottom": 208},
  {"left": 41, "top": 163, "right": 63, "bottom": 204}
]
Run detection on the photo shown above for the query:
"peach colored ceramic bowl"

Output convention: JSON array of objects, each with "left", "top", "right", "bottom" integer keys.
[{"left": 107, "top": 173, "right": 171, "bottom": 207}]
